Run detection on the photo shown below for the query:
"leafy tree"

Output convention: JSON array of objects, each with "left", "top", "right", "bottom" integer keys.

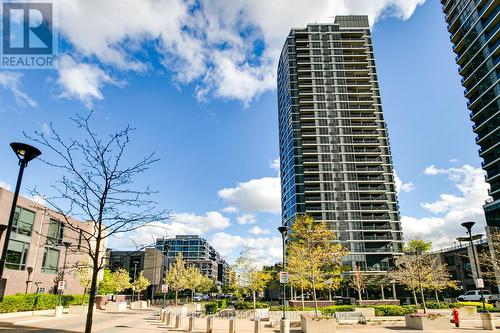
[
  {"left": 185, "top": 265, "right": 204, "bottom": 301},
  {"left": 98, "top": 269, "right": 116, "bottom": 294},
  {"left": 133, "top": 271, "right": 150, "bottom": 301},
  {"left": 349, "top": 264, "right": 365, "bottom": 302},
  {"left": 287, "top": 215, "right": 347, "bottom": 315},
  {"left": 114, "top": 268, "right": 133, "bottom": 293},
  {"left": 480, "top": 231, "right": 500, "bottom": 289},
  {"left": 76, "top": 261, "right": 92, "bottom": 304},
  {"left": 424, "top": 257, "right": 458, "bottom": 303},
  {"left": 234, "top": 247, "right": 272, "bottom": 310},
  {"left": 165, "top": 253, "right": 188, "bottom": 305},
  {"left": 288, "top": 253, "right": 311, "bottom": 309},
  {"left": 198, "top": 275, "right": 214, "bottom": 294},
  {"left": 27, "top": 113, "right": 168, "bottom": 333}
]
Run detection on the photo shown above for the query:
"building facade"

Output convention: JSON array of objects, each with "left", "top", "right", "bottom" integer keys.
[
  {"left": 156, "top": 235, "right": 227, "bottom": 284},
  {"left": 0, "top": 187, "right": 106, "bottom": 296},
  {"left": 277, "top": 16, "right": 403, "bottom": 273},
  {"left": 441, "top": 0, "right": 500, "bottom": 227}
]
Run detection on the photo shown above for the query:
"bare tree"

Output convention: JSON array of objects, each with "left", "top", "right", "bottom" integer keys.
[
  {"left": 27, "top": 113, "right": 169, "bottom": 333},
  {"left": 480, "top": 231, "right": 500, "bottom": 290},
  {"left": 349, "top": 264, "right": 365, "bottom": 302}
]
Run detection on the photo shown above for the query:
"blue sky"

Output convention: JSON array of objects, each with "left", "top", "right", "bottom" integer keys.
[{"left": 0, "top": 0, "right": 490, "bottom": 265}]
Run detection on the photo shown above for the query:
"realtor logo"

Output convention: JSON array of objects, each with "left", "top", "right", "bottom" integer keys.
[{"left": 1, "top": 1, "right": 57, "bottom": 68}]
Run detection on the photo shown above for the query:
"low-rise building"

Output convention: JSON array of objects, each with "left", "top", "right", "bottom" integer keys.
[{"left": 0, "top": 188, "right": 106, "bottom": 296}]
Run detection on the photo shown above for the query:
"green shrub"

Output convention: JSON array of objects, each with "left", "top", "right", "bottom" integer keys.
[
  {"left": 321, "top": 305, "right": 355, "bottom": 315},
  {"left": 205, "top": 302, "right": 219, "bottom": 314},
  {"left": 0, "top": 293, "right": 91, "bottom": 313},
  {"left": 374, "top": 305, "right": 416, "bottom": 316},
  {"left": 234, "top": 301, "right": 269, "bottom": 310},
  {"left": 269, "top": 305, "right": 315, "bottom": 311},
  {"left": 216, "top": 299, "right": 227, "bottom": 311},
  {"left": 457, "top": 301, "right": 494, "bottom": 310}
]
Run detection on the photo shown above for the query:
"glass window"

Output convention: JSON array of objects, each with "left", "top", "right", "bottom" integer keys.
[
  {"left": 46, "top": 219, "right": 63, "bottom": 246},
  {"left": 41, "top": 247, "right": 60, "bottom": 273},
  {"left": 5, "top": 240, "right": 29, "bottom": 270},
  {"left": 12, "top": 207, "right": 35, "bottom": 236}
]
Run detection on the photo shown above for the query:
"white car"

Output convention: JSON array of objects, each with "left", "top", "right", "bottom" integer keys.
[{"left": 457, "top": 290, "right": 495, "bottom": 302}]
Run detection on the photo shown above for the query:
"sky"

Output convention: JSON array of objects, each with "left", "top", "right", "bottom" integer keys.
[{"left": 0, "top": 0, "right": 491, "bottom": 266}]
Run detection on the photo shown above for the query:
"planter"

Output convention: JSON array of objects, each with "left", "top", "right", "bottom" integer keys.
[
  {"left": 269, "top": 311, "right": 316, "bottom": 320},
  {"left": 354, "top": 307, "right": 375, "bottom": 318},
  {"left": 458, "top": 306, "right": 477, "bottom": 318},
  {"left": 480, "top": 313, "right": 496, "bottom": 331},
  {"left": 405, "top": 314, "right": 450, "bottom": 330},
  {"left": 131, "top": 301, "right": 148, "bottom": 309},
  {"left": 104, "top": 301, "right": 127, "bottom": 311},
  {"left": 301, "top": 316, "right": 336, "bottom": 333}
]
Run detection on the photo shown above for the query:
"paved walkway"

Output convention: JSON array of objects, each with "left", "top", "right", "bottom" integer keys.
[{"left": 0, "top": 307, "right": 497, "bottom": 332}]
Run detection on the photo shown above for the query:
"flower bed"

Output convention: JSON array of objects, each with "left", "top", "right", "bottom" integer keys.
[{"left": 301, "top": 315, "right": 336, "bottom": 333}]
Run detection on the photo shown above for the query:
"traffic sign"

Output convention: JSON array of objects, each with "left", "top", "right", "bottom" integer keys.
[
  {"left": 279, "top": 272, "right": 289, "bottom": 284},
  {"left": 476, "top": 278, "right": 484, "bottom": 288},
  {"left": 57, "top": 280, "right": 65, "bottom": 291},
  {"left": 161, "top": 284, "right": 168, "bottom": 293}
]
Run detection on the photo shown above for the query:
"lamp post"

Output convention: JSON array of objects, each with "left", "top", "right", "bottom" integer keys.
[
  {"left": 278, "top": 226, "right": 288, "bottom": 320},
  {"left": 162, "top": 242, "right": 170, "bottom": 309},
  {"left": 0, "top": 225, "right": 7, "bottom": 243},
  {"left": 58, "top": 241, "right": 72, "bottom": 307},
  {"left": 461, "top": 221, "right": 487, "bottom": 312},
  {"left": 132, "top": 260, "right": 139, "bottom": 302},
  {"left": 0, "top": 143, "right": 41, "bottom": 302}
]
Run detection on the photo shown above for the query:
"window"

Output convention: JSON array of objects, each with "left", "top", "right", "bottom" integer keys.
[
  {"left": 41, "top": 247, "right": 60, "bottom": 273},
  {"left": 12, "top": 207, "right": 35, "bottom": 236},
  {"left": 46, "top": 219, "right": 63, "bottom": 246},
  {"left": 5, "top": 240, "right": 29, "bottom": 270}
]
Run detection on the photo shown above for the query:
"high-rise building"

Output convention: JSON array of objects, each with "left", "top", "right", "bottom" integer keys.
[
  {"left": 440, "top": 0, "right": 500, "bottom": 228},
  {"left": 277, "top": 16, "right": 403, "bottom": 272},
  {"left": 155, "top": 235, "right": 227, "bottom": 283}
]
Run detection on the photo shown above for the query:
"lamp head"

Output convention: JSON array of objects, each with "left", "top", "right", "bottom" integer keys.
[
  {"left": 10, "top": 142, "right": 41, "bottom": 164},
  {"left": 62, "top": 241, "right": 72, "bottom": 248},
  {"left": 277, "top": 226, "right": 288, "bottom": 236},
  {"left": 461, "top": 221, "right": 475, "bottom": 232}
]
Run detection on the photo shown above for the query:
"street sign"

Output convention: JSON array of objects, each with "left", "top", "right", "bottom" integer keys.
[
  {"left": 476, "top": 278, "right": 484, "bottom": 288},
  {"left": 279, "top": 272, "right": 289, "bottom": 284},
  {"left": 57, "top": 281, "right": 65, "bottom": 291},
  {"left": 161, "top": 284, "right": 168, "bottom": 293}
]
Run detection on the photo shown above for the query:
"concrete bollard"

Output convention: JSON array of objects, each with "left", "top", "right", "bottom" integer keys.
[
  {"left": 229, "top": 318, "right": 237, "bottom": 333},
  {"left": 280, "top": 319, "right": 290, "bottom": 333},
  {"left": 175, "top": 314, "right": 182, "bottom": 329},
  {"left": 481, "top": 313, "right": 496, "bottom": 331},
  {"left": 206, "top": 316, "right": 214, "bottom": 333},
  {"left": 188, "top": 316, "right": 196, "bottom": 332},
  {"left": 54, "top": 306, "right": 64, "bottom": 317},
  {"left": 254, "top": 318, "right": 262, "bottom": 333}
]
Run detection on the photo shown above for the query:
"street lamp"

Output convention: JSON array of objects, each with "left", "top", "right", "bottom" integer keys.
[
  {"left": 131, "top": 260, "right": 139, "bottom": 302},
  {"left": 58, "top": 241, "right": 72, "bottom": 307},
  {"left": 461, "top": 221, "right": 487, "bottom": 312},
  {"left": 277, "top": 226, "right": 288, "bottom": 320},
  {"left": 0, "top": 143, "right": 41, "bottom": 301}
]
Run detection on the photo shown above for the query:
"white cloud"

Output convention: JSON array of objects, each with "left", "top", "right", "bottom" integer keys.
[
  {"left": 237, "top": 214, "right": 256, "bottom": 225},
  {"left": 394, "top": 170, "right": 415, "bottom": 193},
  {"left": 57, "top": 55, "right": 122, "bottom": 108},
  {"left": 221, "top": 206, "right": 239, "bottom": 213},
  {"left": 269, "top": 158, "right": 280, "bottom": 172},
  {"left": 30, "top": 195, "right": 47, "bottom": 206},
  {"left": 212, "top": 232, "right": 281, "bottom": 266},
  {"left": 55, "top": 0, "right": 426, "bottom": 104},
  {"left": 401, "top": 164, "right": 490, "bottom": 248},
  {"left": 110, "top": 211, "right": 230, "bottom": 249},
  {"left": 218, "top": 177, "right": 281, "bottom": 214},
  {"left": 0, "top": 181, "right": 12, "bottom": 191},
  {"left": 248, "top": 226, "right": 270, "bottom": 235},
  {"left": 0, "top": 72, "right": 37, "bottom": 107}
]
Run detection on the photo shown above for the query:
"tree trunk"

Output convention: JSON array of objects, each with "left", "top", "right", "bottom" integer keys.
[
  {"left": 175, "top": 290, "right": 178, "bottom": 305},
  {"left": 419, "top": 285, "right": 427, "bottom": 313},
  {"left": 192, "top": 289, "right": 195, "bottom": 303},
  {"left": 84, "top": 248, "right": 100, "bottom": 333},
  {"left": 253, "top": 290, "right": 256, "bottom": 310},
  {"left": 311, "top": 275, "right": 318, "bottom": 316},
  {"left": 301, "top": 286, "right": 304, "bottom": 310},
  {"left": 357, "top": 288, "right": 362, "bottom": 302},
  {"left": 412, "top": 288, "right": 418, "bottom": 306},
  {"left": 434, "top": 290, "right": 440, "bottom": 304}
]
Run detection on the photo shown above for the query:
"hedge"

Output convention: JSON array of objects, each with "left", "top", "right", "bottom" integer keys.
[
  {"left": 425, "top": 301, "right": 495, "bottom": 310},
  {"left": 374, "top": 305, "right": 416, "bottom": 316},
  {"left": 235, "top": 301, "right": 268, "bottom": 310},
  {"left": 205, "top": 302, "right": 219, "bottom": 314},
  {"left": 216, "top": 299, "right": 227, "bottom": 311},
  {"left": 0, "top": 294, "right": 90, "bottom": 313},
  {"left": 321, "top": 305, "right": 355, "bottom": 315}
]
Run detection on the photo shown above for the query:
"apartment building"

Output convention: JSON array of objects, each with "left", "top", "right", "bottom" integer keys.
[{"left": 277, "top": 16, "right": 403, "bottom": 273}]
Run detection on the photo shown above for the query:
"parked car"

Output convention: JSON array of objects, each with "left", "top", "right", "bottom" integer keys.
[
  {"left": 457, "top": 290, "right": 497, "bottom": 302},
  {"left": 202, "top": 294, "right": 210, "bottom": 301},
  {"left": 193, "top": 293, "right": 203, "bottom": 302}
]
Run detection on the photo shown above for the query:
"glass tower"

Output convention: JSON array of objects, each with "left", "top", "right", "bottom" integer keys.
[
  {"left": 441, "top": 0, "right": 500, "bottom": 227},
  {"left": 277, "top": 16, "right": 403, "bottom": 272}
]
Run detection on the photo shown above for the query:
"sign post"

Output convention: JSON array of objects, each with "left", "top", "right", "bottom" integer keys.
[
  {"left": 161, "top": 284, "right": 168, "bottom": 308},
  {"left": 279, "top": 272, "right": 288, "bottom": 284}
]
